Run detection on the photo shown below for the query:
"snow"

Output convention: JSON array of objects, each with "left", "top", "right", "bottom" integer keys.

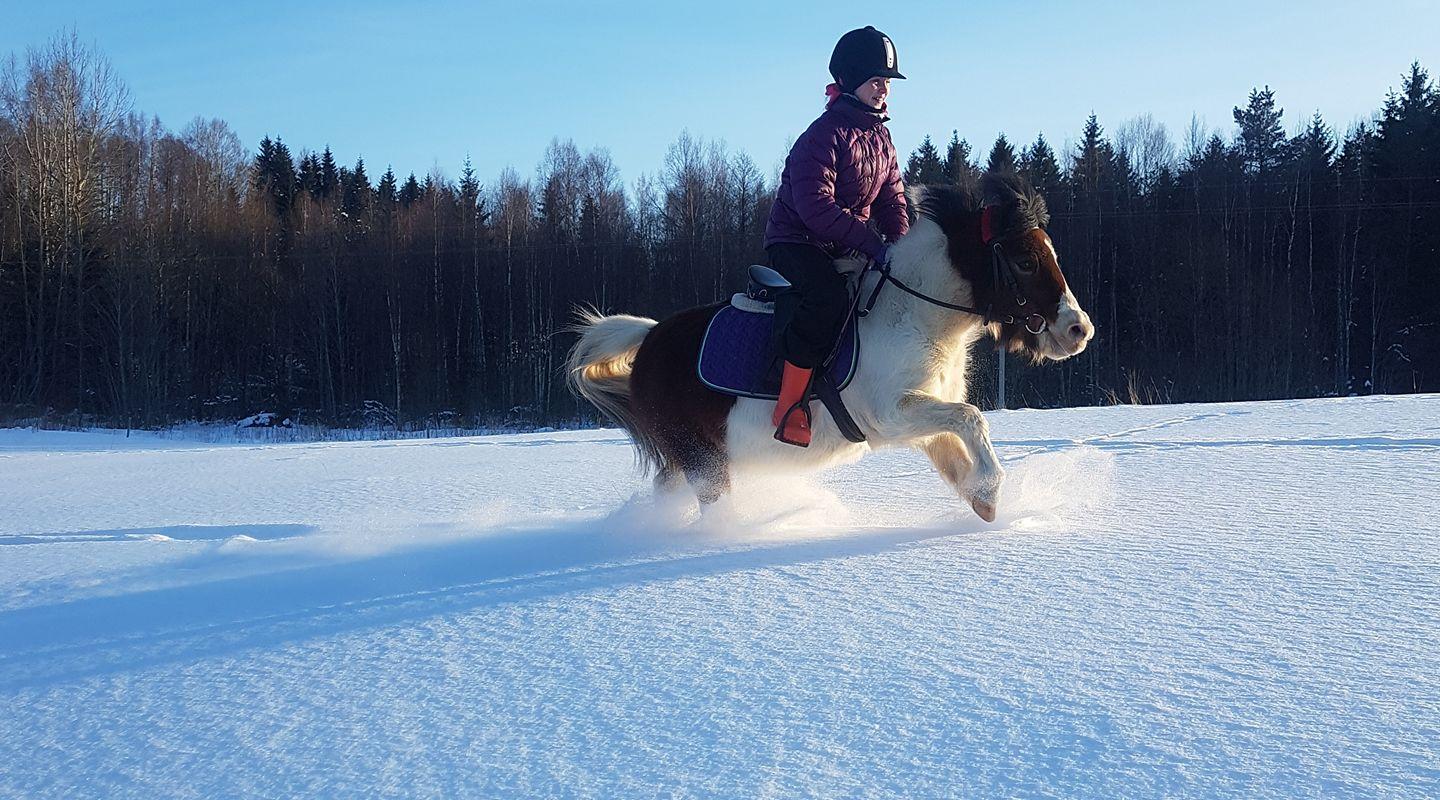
[
  {"left": 1, "top": 395, "right": 1438, "bottom": 798},
  {"left": 234, "top": 412, "right": 293, "bottom": 428}
]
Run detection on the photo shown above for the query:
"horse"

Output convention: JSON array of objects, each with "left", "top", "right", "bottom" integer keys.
[{"left": 566, "top": 171, "right": 1093, "bottom": 521}]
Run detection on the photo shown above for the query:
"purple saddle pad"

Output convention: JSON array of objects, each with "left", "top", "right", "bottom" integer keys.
[{"left": 696, "top": 302, "right": 859, "bottom": 400}]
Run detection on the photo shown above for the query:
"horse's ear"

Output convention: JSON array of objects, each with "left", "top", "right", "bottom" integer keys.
[{"left": 1029, "top": 192, "right": 1051, "bottom": 229}]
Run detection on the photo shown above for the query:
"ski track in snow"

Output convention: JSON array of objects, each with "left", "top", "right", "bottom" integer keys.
[{"left": 1, "top": 395, "right": 1438, "bottom": 798}]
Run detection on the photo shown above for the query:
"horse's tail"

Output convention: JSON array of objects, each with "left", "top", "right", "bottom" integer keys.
[{"left": 565, "top": 309, "right": 662, "bottom": 471}]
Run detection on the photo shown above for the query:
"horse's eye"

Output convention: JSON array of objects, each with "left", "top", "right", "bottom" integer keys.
[{"left": 1017, "top": 258, "right": 1037, "bottom": 274}]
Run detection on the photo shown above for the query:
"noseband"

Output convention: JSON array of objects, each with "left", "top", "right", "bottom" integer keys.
[
  {"left": 858, "top": 208, "right": 1049, "bottom": 335},
  {"left": 988, "top": 240, "right": 1049, "bottom": 335}
]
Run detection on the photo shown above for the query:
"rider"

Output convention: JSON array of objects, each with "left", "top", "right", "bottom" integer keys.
[{"left": 764, "top": 25, "right": 908, "bottom": 447}]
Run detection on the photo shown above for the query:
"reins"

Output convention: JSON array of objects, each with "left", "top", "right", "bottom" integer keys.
[{"left": 857, "top": 210, "right": 1049, "bottom": 336}]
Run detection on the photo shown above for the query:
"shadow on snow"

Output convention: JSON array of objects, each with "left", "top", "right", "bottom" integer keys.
[{"left": 0, "top": 504, "right": 994, "bottom": 691}]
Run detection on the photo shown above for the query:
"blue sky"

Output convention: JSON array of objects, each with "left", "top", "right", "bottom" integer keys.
[{"left": 4, "top": 0, "right": 1436, "bottom": 186}]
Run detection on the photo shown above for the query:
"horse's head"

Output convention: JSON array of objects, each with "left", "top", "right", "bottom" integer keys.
[{"left": 977, "top": 172, "right": 1093, "bottom": 362}]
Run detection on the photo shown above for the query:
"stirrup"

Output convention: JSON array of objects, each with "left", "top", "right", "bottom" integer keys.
[{"left": 774, "top": 401, "right": 812, "bottom": 447}]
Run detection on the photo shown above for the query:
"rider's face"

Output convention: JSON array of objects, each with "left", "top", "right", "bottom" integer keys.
[{"left": 853, "top": 77, "right": 890, "bottom": 109}]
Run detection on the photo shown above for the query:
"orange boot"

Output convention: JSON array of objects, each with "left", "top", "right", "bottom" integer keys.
[{"left": 773, "top": 362, "right": 814, "bottom": 447}]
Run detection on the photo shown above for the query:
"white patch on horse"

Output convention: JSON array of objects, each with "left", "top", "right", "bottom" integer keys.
[
  {"left": 1045, "top": 287, "right": 1093, "bottom": 359},
  {"left": 1035, "top": 233, "right": 1093, "bottom": 358}
]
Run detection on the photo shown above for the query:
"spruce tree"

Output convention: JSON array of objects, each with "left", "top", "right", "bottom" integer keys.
[
  {"left": 1294, "top": 112, "right": 1336, "bottom": 176},
  {"left": 1373, "top": 62, "right": 1439, "bottom": 180},
  {"left": 986, "top": 133, "right": 1017, "bottom": 174},
  {"left": 252, "top": 136, "right": 275, "bottom": 194},
  {"left": 1369, "top": 63, "right": 1440, "bottom": 389},
  {"left": 268, "top": 138, "right": 298, "bottom": 219},
  {"left": 298, "top": 153, "right": 321, "bottom": 197},
  {"left": 341, "top": 158, "right": 371, "bottom": 224},
  {"left": 1233, "top": 86, "right": 1285, "bottom": 175},
  {"left": 376, "top": 167, "right": 398, "bottom": 224},
  {"left": 457, "top": 158, "right": 489, "bottom": 230},
  {"left": 1020, "top": 134, "right": 1064, "bottom": 198},
  {"left": 319, "top": 146, "right": 339, "bottom": 199},
  {"left": 1072, "top": 114, "right": 1113, "bottom": 193},
  {"left": 458, "top": 157, "right": 481, "bottom": 209},
  {"left": 903, "top": 135, "right": 945, "bottom": 185},
  {"left": 942, "top": 131, "right": 977, "bottom": 185},
  {"left": 399, "top": 173, "right": 422, "bottom": 207}
]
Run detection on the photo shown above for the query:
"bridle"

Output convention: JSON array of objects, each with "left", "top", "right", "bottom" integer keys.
[{"left": 858, "top": 207, "right": 1049, "bottom": 336}]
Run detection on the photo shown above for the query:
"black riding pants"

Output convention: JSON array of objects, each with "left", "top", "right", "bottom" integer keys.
[{"left": 768, "top": 243, "right": 849, "bottom": 370}]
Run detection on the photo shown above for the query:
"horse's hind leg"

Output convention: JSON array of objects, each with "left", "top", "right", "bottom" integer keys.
[
  {"left": 648, "top": 431, "right": 731, "bottom": 506},
  {"left": 676, "top": 444, "right": 731, "bottom": 506},
  {"left": 653, "top": 462, "right": 686, "bottom": 496}
]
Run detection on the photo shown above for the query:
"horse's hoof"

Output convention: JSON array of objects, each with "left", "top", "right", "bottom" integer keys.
[
  {"left": 969, "top": 497, "right": 997, "bottom": 523},
  {"left": 962, "top": 467, "right": 1002, "bottom": 523}
]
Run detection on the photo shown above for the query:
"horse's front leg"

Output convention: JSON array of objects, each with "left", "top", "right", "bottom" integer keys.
[{"left": 883, "top": 393, "right": 1005, "bottom": 522}]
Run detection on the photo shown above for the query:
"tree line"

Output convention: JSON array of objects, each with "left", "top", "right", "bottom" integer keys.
[{"left": 1, "top": 33, "right": 1435, "bottom": 429}]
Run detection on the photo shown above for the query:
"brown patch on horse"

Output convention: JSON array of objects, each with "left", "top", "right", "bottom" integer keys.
[
  {"left": 628, "top": 303, "right": 737, "bottom": 502},
  {"left": 910, "top": 182, "right": 989, "bottom": 287}
]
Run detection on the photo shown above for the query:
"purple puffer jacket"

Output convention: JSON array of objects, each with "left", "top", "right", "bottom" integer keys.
[{"left": 765, "top": 95, "right": 909, "bottom": 259}]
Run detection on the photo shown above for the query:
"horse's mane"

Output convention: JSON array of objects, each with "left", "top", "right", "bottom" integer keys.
[{"left": 910, "top": 171, "right": 1050, "bottom": 242}]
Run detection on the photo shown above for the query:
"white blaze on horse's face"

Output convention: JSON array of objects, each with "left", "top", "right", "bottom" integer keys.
[
  {"left": 997, "top": 228, "right": 1093, "bottom": 363},
  {"left": 1039, "top": 235, "right": 1094, "bottom": 360}
]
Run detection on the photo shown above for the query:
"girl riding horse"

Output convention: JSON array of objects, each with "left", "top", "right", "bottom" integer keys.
[
  {"left": 568, "top": 170, "right": 1095, "bottom": 521},
  {"left": 765, "top": 26, "right": 909, "bottom": 447}
]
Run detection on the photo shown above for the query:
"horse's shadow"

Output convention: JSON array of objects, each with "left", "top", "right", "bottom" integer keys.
[{"left": 0, "top": 499, "right": 992, "bottom": 691}]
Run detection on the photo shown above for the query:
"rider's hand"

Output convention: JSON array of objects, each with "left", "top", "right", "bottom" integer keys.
[{"left": 873, "top": 244, "right": 891, "bottom": 267}]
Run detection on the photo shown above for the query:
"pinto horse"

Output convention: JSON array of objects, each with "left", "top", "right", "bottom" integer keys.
[{"left": 566, "top": 172, "right": 1093, "bottom": 521}]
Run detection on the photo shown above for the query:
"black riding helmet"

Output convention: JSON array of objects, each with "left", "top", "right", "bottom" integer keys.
[{"left": 829, "top": 26, "right": 906, "bottom": 93}]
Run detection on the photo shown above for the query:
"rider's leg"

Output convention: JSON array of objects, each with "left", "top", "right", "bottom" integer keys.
[
  {"left": 768, "top": 243, "right": 849, "bottom": 368},
  {"left": 767, "top": 244, "right": 848, "bottom": 446},
  {"left": 772, "top": 361, "right": 814, "bottom": 445}
]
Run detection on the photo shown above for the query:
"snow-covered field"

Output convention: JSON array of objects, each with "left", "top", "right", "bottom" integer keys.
[{"left": 1, "top": 395, "right": 1437, "bottom": 798}]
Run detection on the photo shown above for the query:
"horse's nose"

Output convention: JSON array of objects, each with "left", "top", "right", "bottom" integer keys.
[{"left": 1069, "top": 316, "right": 1094, "bottom": 344}]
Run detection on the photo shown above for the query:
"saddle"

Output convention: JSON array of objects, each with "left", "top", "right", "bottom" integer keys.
[{"left": 695, "top": 265, "right": 868, "bottom": 443}]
